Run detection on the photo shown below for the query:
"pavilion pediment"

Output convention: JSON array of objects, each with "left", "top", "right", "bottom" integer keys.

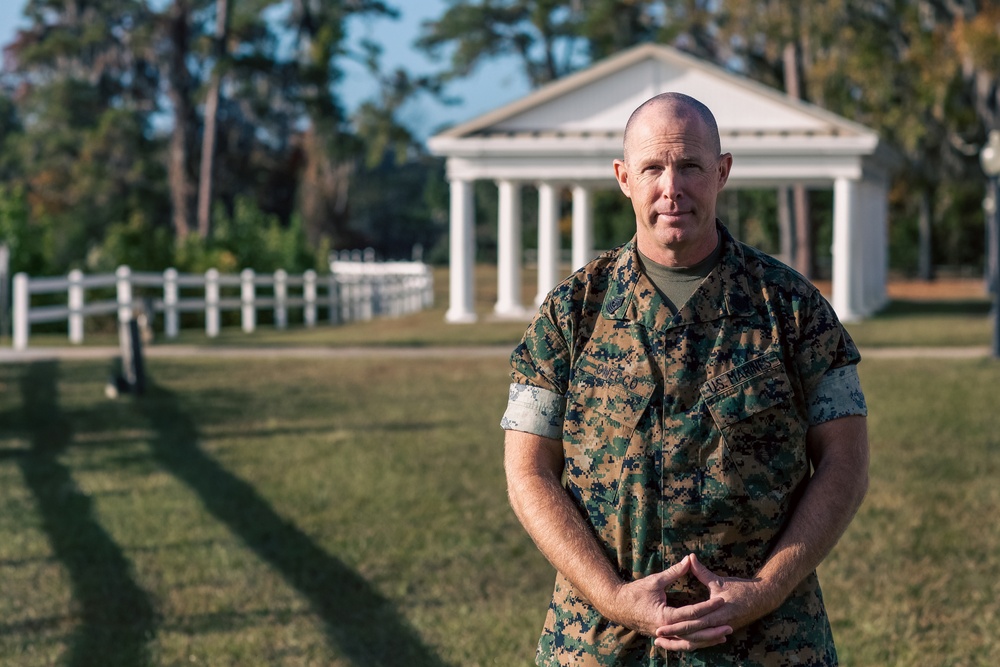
[{"left": 433, "top": 43, "right": 874, "bottom": 142}]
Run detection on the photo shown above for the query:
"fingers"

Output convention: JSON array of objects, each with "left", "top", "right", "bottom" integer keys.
[
  {"left": 654, "top": 596, "right": 725, "bottom": 637},
  {"left": 655, "top": 606, "right": 733, "bottom": 652},
  {"left": 654, "top": 624, "right": 732, "bottom": 652},
  {"left": 688, "top": 553, "right": 723, "bottom": 592},
  {"left": 648, "top": 553, "right": 692, "bottom": 586}
]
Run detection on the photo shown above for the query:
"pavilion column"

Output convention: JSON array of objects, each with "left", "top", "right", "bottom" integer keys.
[
  {"left": 831, "top": 177, "right": 864, "bottom": 322},
  {"left": 535, "top": 182, "right": 562, "bottom": 305},
  {"left": 495, "top": 180, "right": 525, "bottom": 317},
  {"left": 445, "top": 178, "right": 477, "bottom": 323},
  {"left": 571, "top": 185, "right": 594, "bottom": 271}
]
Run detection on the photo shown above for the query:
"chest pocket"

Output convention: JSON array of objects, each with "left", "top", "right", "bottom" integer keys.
[
  {"left": 563, "top": 369, "right": 653, "bottom": 505},
  {"left": 701, "top": 352, "right": 807, "bottom": 503}
]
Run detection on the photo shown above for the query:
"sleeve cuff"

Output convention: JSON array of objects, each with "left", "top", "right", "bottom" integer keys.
[
  {"left": 808, "top": 365, "right": 868, "bottom": 425},
  {"left": 500, "top": 383, "right": 566, "bottom": 439}
]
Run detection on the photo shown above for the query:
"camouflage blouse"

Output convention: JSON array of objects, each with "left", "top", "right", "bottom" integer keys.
[{"left": 503, "top": 224, "right": 866, "bottom": 667}]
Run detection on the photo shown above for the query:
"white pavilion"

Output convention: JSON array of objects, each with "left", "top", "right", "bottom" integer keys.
[{"left": 427, "top": 43, "right": 896, "bottom": 323}]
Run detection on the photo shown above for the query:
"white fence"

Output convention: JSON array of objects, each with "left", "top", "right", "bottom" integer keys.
[{"left": 11, "top": 260, "right": 434, "bottom": 350}]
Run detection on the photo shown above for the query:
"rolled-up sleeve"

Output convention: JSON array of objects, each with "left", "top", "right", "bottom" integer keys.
[
  {"left": 807, "top": 365, "right": 867, "bottom": 425},
  {"left": 500, "top": 383, "right": 566, "bottom": 439}
]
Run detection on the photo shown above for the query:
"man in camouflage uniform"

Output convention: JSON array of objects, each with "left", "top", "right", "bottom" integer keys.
[{"left": 501, "top": 93, "right": 870, "bottom": 666}]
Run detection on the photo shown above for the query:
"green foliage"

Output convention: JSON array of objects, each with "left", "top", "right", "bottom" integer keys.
[
  {"left": 0, "top": 186, "right": 47, "bottom": 275},
  {"left": 77, "top": 196, "right": 328, "bottom": 276},
  {"left": 350, "top": 154, "right": 450, "bottom": 262},
  {"left": 86, "top": 214, "right": 176, "bottom": 274},
  {"left": 0, "top": 0, "right": 412, "bottom": 276},
  {"left": 175, "top": 197, "right": 326, "bottom": 274},
  {"left": 729, "top": 189, "right": 781, "bottom": 255},
  {"left": 592, "top": 189, "right": 634, "bottom": 250}
]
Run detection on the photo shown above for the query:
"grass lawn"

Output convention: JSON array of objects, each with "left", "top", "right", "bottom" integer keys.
[
  {"left": 1, "top": 263, "right": 996, "bottom": 665},
  {"left": 0, "top": 352, "right": 998, "bottom": 666},
  {"left": 843, "top": 298, "right": 993, "bottom": 348}
]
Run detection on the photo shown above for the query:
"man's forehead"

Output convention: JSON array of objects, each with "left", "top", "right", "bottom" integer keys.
[
  {"left": 628, "top": 118, "right": 712, "bottom": 153},
  {"left": 625, "top": 103, "right": 718, "bottom": 157},
  {"left": 632, "top": 103, "right": 702, "bottom": 133}
]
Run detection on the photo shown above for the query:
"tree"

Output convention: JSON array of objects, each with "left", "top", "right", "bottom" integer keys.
[
  {"left": 160, "top": 0, "right": 201, "bottom": 240},
  {"left": 417, "top": 0, "right": 587, "bottom": 88},
  {"left": 278, "top": 0, "right": 398, "bottom": 247},
  {"left": 196, "top": 0, "right": 232, "bottom": 239},
  {"left": 3, "top": 0, "right": 167, "bottom": 270}
]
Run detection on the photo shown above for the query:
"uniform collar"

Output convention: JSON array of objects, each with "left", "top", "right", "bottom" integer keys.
[{"left": 600, "top": 222, "right": 754, "bottom": 330}]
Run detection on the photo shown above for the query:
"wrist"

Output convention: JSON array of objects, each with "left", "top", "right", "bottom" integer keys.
[
  {"left": 752, "top": 567, "right": 797, "bottom": 615},
  {"left": 588, "top": 576, "right": 628, "bottom": 622}
]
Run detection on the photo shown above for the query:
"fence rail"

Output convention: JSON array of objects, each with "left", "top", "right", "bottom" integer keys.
[{"left": 10, "top": 260, "right": 434, "bottom": 350}]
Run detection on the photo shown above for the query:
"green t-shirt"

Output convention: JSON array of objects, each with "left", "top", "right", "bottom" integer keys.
[{"left": 637, "top": 232, "right": 723, "bottom": 314}]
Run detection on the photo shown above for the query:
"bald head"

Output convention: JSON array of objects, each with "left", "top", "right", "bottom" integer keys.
[{"left": 622, "top": 93, "right": 722, "bottom": 163}]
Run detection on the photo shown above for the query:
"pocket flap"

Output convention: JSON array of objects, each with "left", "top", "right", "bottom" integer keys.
[
  {"left": 568, "top": 368, "right": 654, "bottom": 434},
  {"left": 701, "top": 353, "right": 791, "bottom": 429}
]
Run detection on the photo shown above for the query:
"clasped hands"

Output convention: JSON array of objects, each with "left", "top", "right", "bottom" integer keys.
[{"left": 609, "top": 553, "right": 776, "bottom": 652}]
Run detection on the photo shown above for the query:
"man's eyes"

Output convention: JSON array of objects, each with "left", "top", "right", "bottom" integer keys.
[{"left": 640, "top": 163, "right": 702, "bottom": 173}]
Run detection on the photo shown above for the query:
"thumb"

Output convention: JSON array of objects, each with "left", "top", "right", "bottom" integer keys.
[
  {"left": 649, "top": 554, "right": 692, "bottom": 586},
  {"left": 688, "top": 553, "right": 723, "bottom": 592}
]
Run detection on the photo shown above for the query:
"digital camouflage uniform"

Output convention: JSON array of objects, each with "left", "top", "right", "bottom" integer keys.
[{"left": 502, "top": 224, "right": 867, "bottom": 667}]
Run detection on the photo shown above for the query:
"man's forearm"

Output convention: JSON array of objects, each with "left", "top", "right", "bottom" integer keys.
[
  {"left": 755, "top": 415, "right": 869, "bottom": 608},
  {"left": 504, "top": 430, "right": 625, "bottom": 616}
]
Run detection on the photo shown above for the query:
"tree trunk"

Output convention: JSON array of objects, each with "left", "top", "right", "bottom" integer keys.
[
  {"left": 166, "top": 0, "right": 195, "bottom": 241},
  {"left": 196, "top": 0, "right": 231, "bottom": 239},
  {"left": 918, "top": 188, "right": 934, "bottom": 281},
  {"left": 783, "top": 41, "right": 813, "bottom": 278},
  {"left": 299, "top": 127, "right": 354, "bottom": 248}
]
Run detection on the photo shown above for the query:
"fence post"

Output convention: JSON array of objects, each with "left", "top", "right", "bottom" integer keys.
[
  {"left": 424, "top": 267, "right": 434, "bottom": 309},
  {"left": 0, "top": 244, "right": 9, "bottom": 341},
  {"left": 406, "top": 275, "right": 416, "bottom": 314},
  {"left": 116, "top": 265, "right": 133, "bottom": 321},
  {"left": 304, "top": 270, "right": 317, "bottom": 327},
  {"left": 164, "top": 268, "right": 179, "bottom": 338},
  {"left": 205, "top": 268, "right": 220, "bottom": 337},
  {"left": 359, "top": 275, "right": 373, "bottom": 321},
  {"left": 328, "top": 273, "right": 339, "bottom": 324},
  {"left": 68, "top": 269, "right": 84, "bottom": 344},
  {"left": 341, "top": 275, "right": 353, "bottom": 322},
  {"left": 241, "top": 269, "right": 256, "bottom": 333},
  {"left": 116, "top": 267, "right": 133, "bottom": 360},
  {"left": 13, "top": 272, "right": 28, "bottom": 350},
  {"left": 274, "top": 269, "right": 287, "bottom": 329}
]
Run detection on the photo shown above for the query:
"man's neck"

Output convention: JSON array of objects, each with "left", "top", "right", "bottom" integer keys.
[{"left": 637, "top": 227, "right": 720, "bottom": 268}]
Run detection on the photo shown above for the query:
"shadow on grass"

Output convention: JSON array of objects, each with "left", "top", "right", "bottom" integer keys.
[
  {"left": 16, "top": 361, "right": 157, "bottom": 667},
  {"left": 137, "top": 377, "right": 451, "bottom": 667},
  {"left": 876, "top": 299, "right": 991, "bottom": 317}
]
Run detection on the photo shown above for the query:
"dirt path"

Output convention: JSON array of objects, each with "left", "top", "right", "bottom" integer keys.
[{"left": 0, "top": 343, "right": 992, "bottom": 364}]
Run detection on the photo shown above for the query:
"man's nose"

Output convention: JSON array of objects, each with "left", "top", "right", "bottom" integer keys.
[{"left": 659, "top": 168, "right": 682, "bottom": 199}]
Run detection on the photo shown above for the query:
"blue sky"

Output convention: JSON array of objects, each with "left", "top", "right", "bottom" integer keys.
[{"left": 0, "top": 0, "right": 530, "bottom": 141}]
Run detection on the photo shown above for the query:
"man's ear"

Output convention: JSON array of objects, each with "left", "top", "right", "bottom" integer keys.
[
  {"left": 613, "top": 159, "right": 631, "bottom": 199},
  {"left": 717, "top": 153, "right": 733, "bottom": 190}
]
